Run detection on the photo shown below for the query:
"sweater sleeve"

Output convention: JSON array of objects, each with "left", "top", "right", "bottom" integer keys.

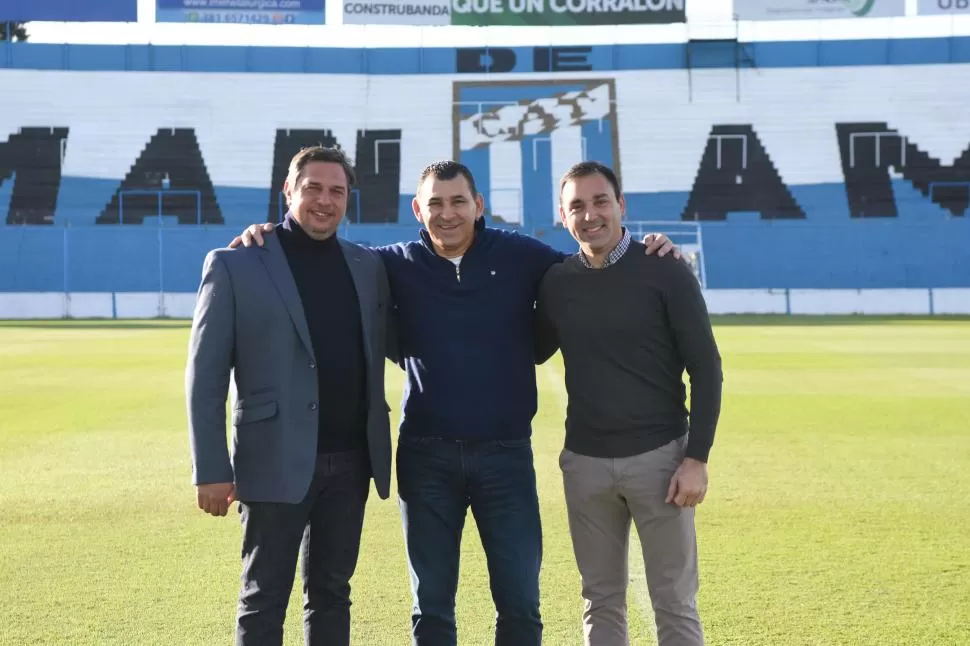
[
  {"left": 519, "top": 234, "right": 569, "bottom": 285},
  {"left": 661, "top": 258, "right": 723, "bottom": 463},
  {"left": 533, "top": 268, "right": 560, "bottom": 365}
]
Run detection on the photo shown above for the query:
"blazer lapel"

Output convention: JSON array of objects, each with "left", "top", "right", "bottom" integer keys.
[
  {"left": 339, "top": 240, "right": 374, "bottom": 366},
  {"left": 259, "top": 234, "right": 314, "bottom": 358}
]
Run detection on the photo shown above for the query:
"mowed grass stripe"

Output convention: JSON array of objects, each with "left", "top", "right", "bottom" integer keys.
[{"left": 1, "top": 318, "right": 968, "bottom": 645}]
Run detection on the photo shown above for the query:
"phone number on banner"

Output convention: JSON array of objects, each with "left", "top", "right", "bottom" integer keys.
[
  {"left": 181, "top": 10, "right": 304, "bottom": 22},
  {"left": 156, "top": 5, "right": 325, "bottom": 23}
]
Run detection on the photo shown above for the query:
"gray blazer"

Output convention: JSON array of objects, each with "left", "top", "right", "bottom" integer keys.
[{"left": 185, "top": 229, "right": 393, "bottom": 503}]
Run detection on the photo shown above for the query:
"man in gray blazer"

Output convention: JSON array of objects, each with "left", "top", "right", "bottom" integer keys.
[{"left": 185, "top": 146, "right": 393, "bottom": 646}]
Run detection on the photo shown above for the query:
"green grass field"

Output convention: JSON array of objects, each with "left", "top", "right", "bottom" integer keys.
[{"left": 1, "top": 317, "right": 969, "bottom": 646}]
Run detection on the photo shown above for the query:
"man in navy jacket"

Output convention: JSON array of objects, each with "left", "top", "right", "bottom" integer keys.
[{"left": 233, "top": 160, "right": 676, "bottom": 646}]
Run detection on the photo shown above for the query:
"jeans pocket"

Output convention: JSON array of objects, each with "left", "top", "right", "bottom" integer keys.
[{"left": 496, "top": 437, "right": 531, "bottom": 449}]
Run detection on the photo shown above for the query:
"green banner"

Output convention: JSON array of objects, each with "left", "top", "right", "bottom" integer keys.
[{"left": 342, "top": 0, "right": 685, "bottom": 26}]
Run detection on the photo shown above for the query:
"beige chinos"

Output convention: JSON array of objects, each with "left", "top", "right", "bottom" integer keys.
[{"left": 560, "top": 435, "right": 703, "bottom": 646}]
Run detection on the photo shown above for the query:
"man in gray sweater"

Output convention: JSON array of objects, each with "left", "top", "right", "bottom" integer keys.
[{"left": 535, "top": 161, "right": 723, "bottom": 646}]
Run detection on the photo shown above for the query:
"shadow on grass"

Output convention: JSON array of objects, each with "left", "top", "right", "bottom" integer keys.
[
  {"left": 711, "top": 315, "right": 970, "bottom": 326},
  {"left": 0, "top": 319, "right": 192, "bottom": 329}
]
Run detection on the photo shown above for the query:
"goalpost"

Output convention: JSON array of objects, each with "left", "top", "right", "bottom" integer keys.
[{"left": 624, "top": 220, "right": 707, "bottom": 288}]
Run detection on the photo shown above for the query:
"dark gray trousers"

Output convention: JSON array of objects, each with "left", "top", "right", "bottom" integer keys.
[{"left": 235, "top": 450, "right": 370, "bottom": 646}]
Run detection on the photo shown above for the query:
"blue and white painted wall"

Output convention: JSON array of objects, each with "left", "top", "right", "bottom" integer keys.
[{"left": 1, "top": 39, "right": 968, "bottom": 313}]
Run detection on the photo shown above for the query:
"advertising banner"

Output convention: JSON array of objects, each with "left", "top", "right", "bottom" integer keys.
[
  {"left": 342, "top": 0, "right": 685, "bottom": 26},
  {"left": 917, "top": 0, "right": 970, "bottom": 15},
  {"left": 156, "top": 0, "right": 326, "bottom": 24},
  {"left": 733, "top": 0, "right": 905, "bottom": 21},
  {"left": 0, "top": 0, "right": 138, "bottom": 22}
]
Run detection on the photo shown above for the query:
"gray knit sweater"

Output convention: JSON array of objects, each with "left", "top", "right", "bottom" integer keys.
[{"left": 536, "top": 241, "right": 723, "bottom": 462}]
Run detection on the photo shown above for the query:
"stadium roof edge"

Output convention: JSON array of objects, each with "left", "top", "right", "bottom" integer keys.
[{"left": 1, "top": 37, "right": 969, "bottom": 74}]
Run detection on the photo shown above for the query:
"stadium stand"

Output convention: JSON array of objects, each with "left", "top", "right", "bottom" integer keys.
[
  {"left": 97, "top": 128, "right": 223, "bottom": 226},
  {"left": 1, "top": 126, "right": 67, "bottom": 225},
  {"left": 0, "top": 37, "right": 968, "bottom": 315},
  {"left": 682, "top": 124, "right": 806, "bottom": 221}
]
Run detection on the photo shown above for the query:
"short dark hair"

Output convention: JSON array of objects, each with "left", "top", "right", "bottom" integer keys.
[
  {"left": 559, "top": 161, "right": 621, "bottom": 200},
  {"left": 288, "top": 145, "right": 356, "bottom": 188},
  {"left": 416, "top": 160, "right": 478, "bottom": 197}
]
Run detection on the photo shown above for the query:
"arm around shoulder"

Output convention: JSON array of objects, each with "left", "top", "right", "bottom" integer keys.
[
  {"left": 185, "top": 250, "right": 236, "bottom": 486},
  {"left": 521, "top": 233, "right": 568, "bottom": 282}
]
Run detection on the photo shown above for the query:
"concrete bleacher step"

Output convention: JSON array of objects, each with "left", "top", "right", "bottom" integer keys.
[
  {"left": 97, "top": 128, "right": 224, "bottom": 225},
  {"left": 898, "top": 142, "right": 970, "bottom": 217},
  {"left": 1, "top": 127, "right": 69, "bottom": 225},
  {"left": 681, "top": 124, "right": 806, "bottom": 221},
  {"left": 836, "top": 122, "right": 970, "bottom": 219}
]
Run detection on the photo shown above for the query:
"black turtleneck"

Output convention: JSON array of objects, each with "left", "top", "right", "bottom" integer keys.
[{"left": 278, "top": 215, "right": 367, "bottom": 454}]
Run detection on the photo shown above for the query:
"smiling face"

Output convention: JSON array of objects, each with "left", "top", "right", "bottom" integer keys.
[
  {"left": 283, "top": 160, "right": 350, "bottom": 241},
  {"left": 559, "top": 170, "right": 626, "bottom": 260},
  {"left": 412, "top": 173, "right": 484, "bottom": 258}
]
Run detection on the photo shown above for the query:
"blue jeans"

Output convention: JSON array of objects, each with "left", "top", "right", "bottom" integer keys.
[{"left": 396, "top": 435, "right": 543, "bottom": 646}]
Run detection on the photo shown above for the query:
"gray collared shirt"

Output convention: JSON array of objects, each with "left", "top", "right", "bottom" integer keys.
[{"left": 578, "top": 227, "right": 632, "bottom": 269}]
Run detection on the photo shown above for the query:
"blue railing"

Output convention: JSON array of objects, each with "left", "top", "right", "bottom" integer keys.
[{"left": 119, "top": 189, "right": 202, "bottom": 225}]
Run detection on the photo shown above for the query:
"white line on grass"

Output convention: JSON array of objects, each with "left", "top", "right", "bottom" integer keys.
[{"left": 539, "top": 361, "right": 657, "bottom": 644}]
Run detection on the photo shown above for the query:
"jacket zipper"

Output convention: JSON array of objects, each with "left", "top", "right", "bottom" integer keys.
[{"left": 455, "top": 263, "right": 461, "bottom": 283}]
